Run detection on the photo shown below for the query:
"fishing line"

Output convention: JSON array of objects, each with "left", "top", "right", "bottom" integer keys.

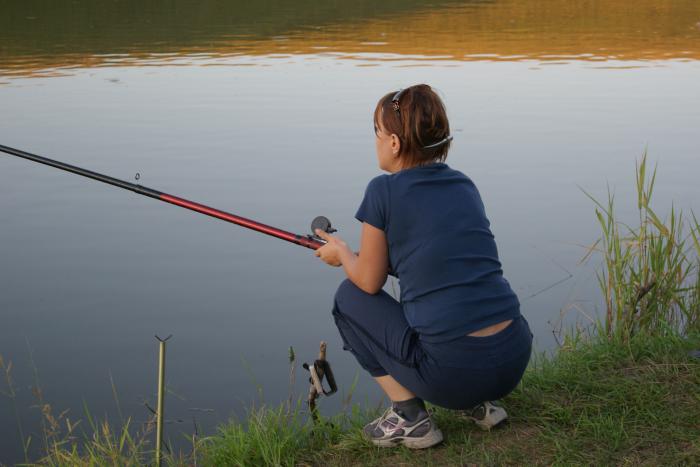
[{"left": 520, "top": 244, "right": 574, "bottom": 302}]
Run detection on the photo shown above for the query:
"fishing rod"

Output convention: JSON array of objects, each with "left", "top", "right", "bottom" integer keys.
[{"left": 0, "top": 144, "right": 335, "bottom": 248}]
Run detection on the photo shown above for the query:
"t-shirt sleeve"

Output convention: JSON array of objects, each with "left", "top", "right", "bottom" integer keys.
[{"left": 354, "top": 175, "right": 389, "bottom": 230}]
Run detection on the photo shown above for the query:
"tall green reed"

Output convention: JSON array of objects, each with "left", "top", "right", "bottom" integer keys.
[
  {"left": 689, "top": 212, "right": 700, "bottom": 332},
  {"left": 582, "top": 150, "right": 699, "bottom": 341}
]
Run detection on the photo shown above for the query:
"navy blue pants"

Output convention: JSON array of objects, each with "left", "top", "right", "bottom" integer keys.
[{"left": 332, "top": 279, "right": 533, "bottom": 410}]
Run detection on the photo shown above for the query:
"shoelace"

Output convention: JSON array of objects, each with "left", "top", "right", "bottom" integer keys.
[{"left": 375, "top": 407, "right": 399, "bottom": 431}]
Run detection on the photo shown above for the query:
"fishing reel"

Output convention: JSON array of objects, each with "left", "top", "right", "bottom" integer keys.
[{"left": 309, "top": 215, "right": 337, "bottom": 244}]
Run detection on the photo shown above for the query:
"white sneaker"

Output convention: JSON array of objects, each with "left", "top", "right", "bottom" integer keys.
[
  {"left": 461, "top": 401, "right": 508, "bottom": 430},
  {"left": 362, "top": 406, "right": 444, "bottom": 449}
]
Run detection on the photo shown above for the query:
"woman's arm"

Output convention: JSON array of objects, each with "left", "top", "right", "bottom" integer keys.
[{"left": 314, "top": 222, "right": 389, "bottom": 294}]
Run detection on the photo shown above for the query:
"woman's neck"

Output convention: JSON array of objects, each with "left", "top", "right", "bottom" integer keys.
[{"left": 389, "top": 159, "right": 440, "bottom": 174}]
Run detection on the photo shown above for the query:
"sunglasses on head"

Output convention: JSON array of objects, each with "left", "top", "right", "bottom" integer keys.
[{"left": 391, "top": 88, "right": 407, "bottom": 114}]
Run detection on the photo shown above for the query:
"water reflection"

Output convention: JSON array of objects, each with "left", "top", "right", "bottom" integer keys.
[{"left": 2, "top": 0, "right": 700, "bottom": 79}]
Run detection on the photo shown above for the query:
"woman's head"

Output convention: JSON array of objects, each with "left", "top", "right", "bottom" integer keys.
[{"left": 373, "top": 84, "right": 451, "bottom": 172}]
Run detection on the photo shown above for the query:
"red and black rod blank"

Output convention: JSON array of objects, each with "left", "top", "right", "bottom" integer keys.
[{"left": 0, "top": 144, "right": 324, "bottom": 250}]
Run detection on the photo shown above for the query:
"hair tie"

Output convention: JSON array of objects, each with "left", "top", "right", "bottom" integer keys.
[{"left": 423, "top": 135, "right": 453, "bottom": 149}]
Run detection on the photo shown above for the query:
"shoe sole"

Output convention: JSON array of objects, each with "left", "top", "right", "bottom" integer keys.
[{"left": 370, "top": 427, "right": 444, "bottom": 449}]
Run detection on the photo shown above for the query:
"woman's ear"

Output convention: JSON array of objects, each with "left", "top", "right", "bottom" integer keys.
[{"left": 390, "top": 134, "right": 401, "bottom": 155}]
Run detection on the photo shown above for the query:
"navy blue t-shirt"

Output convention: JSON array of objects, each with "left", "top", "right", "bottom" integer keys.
[{"left": 355, "top": 162, "right": 521, "bottom": 343}]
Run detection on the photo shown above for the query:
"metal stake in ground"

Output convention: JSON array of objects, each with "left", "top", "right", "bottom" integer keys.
[{"left": 155, "top": 334, "right": 172, "bottom": 467}]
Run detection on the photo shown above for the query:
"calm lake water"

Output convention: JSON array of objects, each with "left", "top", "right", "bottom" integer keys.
[{"left": 1, "top": 0, "right": 699, "bottom": 462}]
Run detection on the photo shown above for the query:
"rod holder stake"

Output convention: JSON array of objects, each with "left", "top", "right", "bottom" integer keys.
[{"left": 154, "top": 334, "right": 172, "bottom": 467}]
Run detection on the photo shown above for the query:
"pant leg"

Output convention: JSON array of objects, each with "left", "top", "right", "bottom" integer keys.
[
  {"left": 332, "top": 278, "right": 533, "bottom": 409},
  {"left": 332, "top": 279, "right": 422, "bottom": 378}
]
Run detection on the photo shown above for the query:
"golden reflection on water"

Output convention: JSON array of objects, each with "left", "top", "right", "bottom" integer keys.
[{"left": 1, "top": 0, "right": 700, "bottom": 78}]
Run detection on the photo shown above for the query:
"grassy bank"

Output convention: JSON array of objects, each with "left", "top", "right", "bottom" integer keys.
[
  {"left": 202, "top": 331, "right": 700, "bottom": 466},
  {"left": 6, "top": 334, "right": 700, "bottom": 466},
  {"left": 9, "top": 329, "right": 698, "bottom": 466}
]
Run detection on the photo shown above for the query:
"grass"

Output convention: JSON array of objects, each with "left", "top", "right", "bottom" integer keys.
[
  {"left": 1, "top": 349, "right": 156, "bottom": 467},
  {"left": 14, "top": 331, "right": 697, "bottom": 465},
  {"left": 194, "top": 330, "right": 700, "bottom": 466},
  {"left": 3, "top": 151, "right": 700, "bottom": 465},
  {"left": 580, "top": 150, "right": 700, "bottom": 340}
]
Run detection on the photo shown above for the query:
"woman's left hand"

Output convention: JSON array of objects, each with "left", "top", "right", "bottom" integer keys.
[{"left": 314, "top": 229, "right": 351, "bottom": 267}]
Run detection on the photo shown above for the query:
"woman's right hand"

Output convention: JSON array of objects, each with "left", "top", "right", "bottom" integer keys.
[{"left": 314, "top": 229, "right": 352, "bottom": 267}]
